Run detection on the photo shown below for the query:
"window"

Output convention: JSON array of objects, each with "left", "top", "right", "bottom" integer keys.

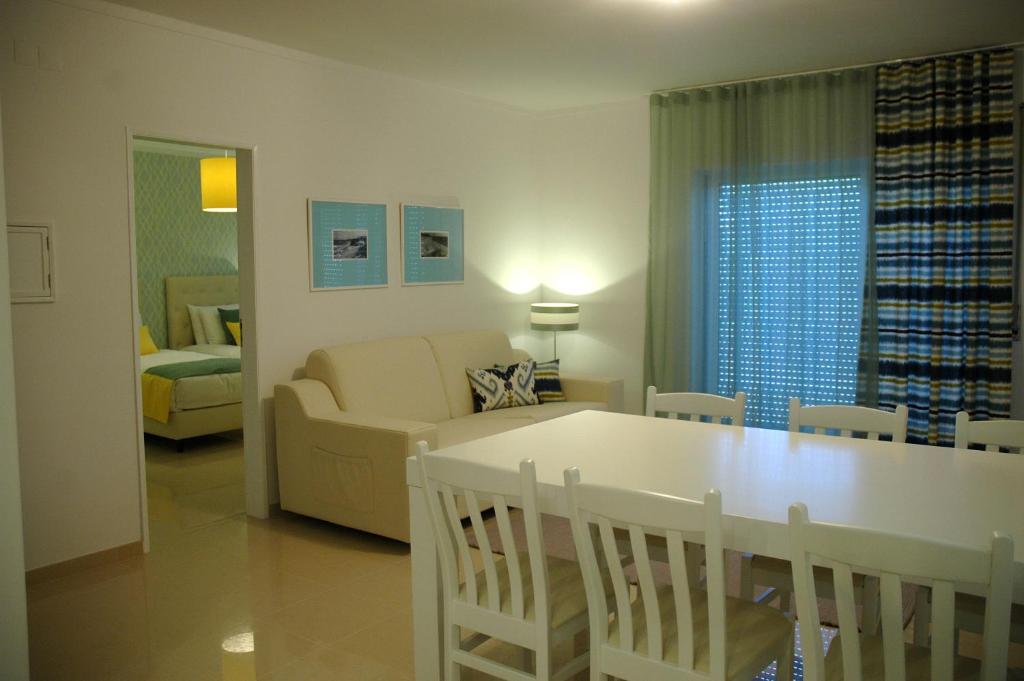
[{"left": 716, "top": 177, "right": 867, "bottom": 429}]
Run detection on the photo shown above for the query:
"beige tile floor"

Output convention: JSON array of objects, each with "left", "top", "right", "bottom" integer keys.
[
  {"left": 25, "top": 433, "right": 1024, "bottom": 680},
  {"left": 27, "top": 434, "right": 415, "bottom": 681}
]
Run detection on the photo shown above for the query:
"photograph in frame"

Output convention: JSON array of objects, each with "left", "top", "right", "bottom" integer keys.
[
  {"left": 309, "top": 200, "right": 387, "bottom": 290},
  {"left": 401, "top": 204, "right": 463, "bottom": 285}
]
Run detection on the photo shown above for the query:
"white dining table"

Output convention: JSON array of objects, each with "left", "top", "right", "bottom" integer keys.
[{"left": 406, "top": 409, "right": 1024, "bottom": 680}]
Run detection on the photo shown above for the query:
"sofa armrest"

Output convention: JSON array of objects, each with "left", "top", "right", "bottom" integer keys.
[
  {"left": 560, "top": 374, "right": 625, "bottom": 413},
  {"left": 274, "top": 379, "right": 438, "bottom": 542},
  {"left": 278, "top": 378, "right": 437, "bottom": 446},
  {"left": 303, "top": 409, "right": 436, "bottom": 456}
]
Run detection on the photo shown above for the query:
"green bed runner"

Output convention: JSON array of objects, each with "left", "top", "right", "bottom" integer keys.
[{"left": 144, "top": 357, "right": 241, "bottom": 380}]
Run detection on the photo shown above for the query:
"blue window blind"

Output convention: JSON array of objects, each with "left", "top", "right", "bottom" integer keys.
[{"left": 716, "top": 177, "right": 867, "bottom": 429}]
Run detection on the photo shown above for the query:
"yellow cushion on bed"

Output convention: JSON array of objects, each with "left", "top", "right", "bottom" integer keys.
[
  {"left": 226, "top": 321, "right": 241, "bottom": 346},
  {"left": 140, "top": 325, "right": 159, "bottom": 355}
]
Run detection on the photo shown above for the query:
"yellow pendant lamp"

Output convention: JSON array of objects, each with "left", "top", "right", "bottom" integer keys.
[{"left": 200, "top": 155, "right": 237, "bottom": 212}]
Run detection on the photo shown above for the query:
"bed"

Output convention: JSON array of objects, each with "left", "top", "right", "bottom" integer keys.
[{"left": 141, "top": 275, "right": 243, "bottom": 443}]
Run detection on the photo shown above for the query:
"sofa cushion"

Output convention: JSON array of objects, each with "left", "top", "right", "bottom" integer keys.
[
  {"left": 534, "top": 359, "right": 566, "bottom": 403},
  {"left": 436, "top": 415, "right": 534, "bottom": 448},
  {"left": 467, "top": 361, "right": 540, "bottom": 413},
  {"left": 305, "top": 336, "right": 450, "bottom": 424},
  {"left": 426, "top": 330, "right": 515, "bottom": 419},
  {"left": 467, "top": 401, "right": 608, "bottom": 423}
]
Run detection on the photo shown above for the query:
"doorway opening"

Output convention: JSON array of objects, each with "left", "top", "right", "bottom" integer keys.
[{"left": 127, "top": 133, "right": 264, "bottom": 552}]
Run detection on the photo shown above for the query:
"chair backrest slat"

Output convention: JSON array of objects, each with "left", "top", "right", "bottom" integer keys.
[
  {"left": 440, "top": 484, "right": 478, "bottom": 604},
  {"left": 954, "top": 411, "right": 1024, "bottom": 452},
  {"left": 702, "top": 491, "right": 727, "bottom": 681},
  {"left": 566, "top": 467, "right": 726, "bottom": 675},
  {"left": 879, "top": 572, "right": 906, "bottom": 681},
  {"left": 789, "top": 503, "right": 825, "bottom": 681},
  {"left": 665, "top": 530, "right": 695, "bottom": 669},
  {"left": 788, "top": 397, "right": 908, "bottom": 442},
  {"left": 518, "top": 461, "right": 551, "bottom": 622},
  {"left": 418, "top": 468, "right": 463, "bottom": 604},
  {"left": 981, "top": 533, "right": 1014, "bottom": 678},
  {"left": 464, "top": 489, "right": 501, "bottom": 612},
  {"left": 492, "top": 496, "right": 525, "bottom": 619},
  {"left": 831, "top": 563, "right": 863, "bottom": 681},
  {"left": 597, "top": 516, "right": 633, "bottom": 651},
  {"left": 929, "top": 581, "right": 955, "bottom": 681},
  {"left": 629, "top": 524, "right": 662, "bottom": 660},
  {"left": 567, "top": 496, "right": 609, "bottom": 649},
  {"left": 789, "top": 502, "right": 1013, "bottom": 681},
  {"left": 645, "top": 386, "right": 746, "bottom": 426}
]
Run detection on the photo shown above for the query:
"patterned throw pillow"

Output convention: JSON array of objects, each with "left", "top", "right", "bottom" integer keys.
[
  {"left": 534, "top": 359, "right": 566, "bottom": 403},
  {"left": 466, "top": 361, "right": 540, "bottom": 413}
]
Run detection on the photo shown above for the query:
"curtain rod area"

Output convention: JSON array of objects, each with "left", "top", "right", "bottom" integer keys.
[{"left": 652, "top": 41, "right": 1024, "bottom": 96}]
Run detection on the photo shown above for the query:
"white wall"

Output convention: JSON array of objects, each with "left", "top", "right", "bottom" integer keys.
[
  {"left": 531, "top": 99, "right": 650, "bottom": 414},
  {"left": 0, "top": 96, "right": 32, "bottom": 681},
  {"left": 1, "top": 0, "right": 543, "bottom": 569}
]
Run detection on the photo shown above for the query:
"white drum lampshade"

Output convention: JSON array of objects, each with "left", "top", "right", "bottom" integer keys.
[
  {"left": 530, "top": 302, "right": 580, "bottom": 331},
  {"left": 200, "top": 156, "right": 237, "bottom": 212},
  {"left": 530, "top": 303, "right": 579, "bottom": 359}
]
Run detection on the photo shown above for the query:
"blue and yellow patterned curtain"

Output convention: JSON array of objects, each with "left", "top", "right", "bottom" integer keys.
[{"left": 873, "top": 49, "right": 1016, "bottom": 445}]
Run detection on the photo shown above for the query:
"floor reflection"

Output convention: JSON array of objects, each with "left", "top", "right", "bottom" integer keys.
[{"left": 26, "top": 434, "right": 412, "bottom": 681}]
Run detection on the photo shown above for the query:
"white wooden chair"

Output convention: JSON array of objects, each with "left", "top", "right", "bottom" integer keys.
[
  {"left": 788, "top": 398, "right": 909, "bottom": 442},
  {"left": 417, "top": 442, "right": 590, "bottom": 681},
  {"left": 789, "top": 501, "right": 1013, "bottom": 681},
  {"left": 645, "top": 386, "right": 746, "bottom": 426},
  {"left": 954, "top": 411, "right": 1024, "bottom": 452},
  {"left": 741, "top": 399, "right": 910, "bottom": 623},
  {"left": 946, "top": 412, "right": 1024, "bottom": 649},
  {"left": 564, "top": 467, "right": 795, "bottom": 681},
  {"left": 643, "top": 387, "right": 745, "bottom": 583}
]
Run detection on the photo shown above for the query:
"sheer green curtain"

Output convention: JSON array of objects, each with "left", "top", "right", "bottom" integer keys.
[{"left": 645, "top": 70, "right": 875, "bottom": 428}]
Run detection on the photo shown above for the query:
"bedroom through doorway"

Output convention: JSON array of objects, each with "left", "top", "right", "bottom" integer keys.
[{"left": 129, "top": 136, "right": 256, "bottom": 551}]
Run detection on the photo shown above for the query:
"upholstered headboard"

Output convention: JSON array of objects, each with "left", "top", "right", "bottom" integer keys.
[{"left": 165, "top": 275, "right": 239, "bottom": 349}]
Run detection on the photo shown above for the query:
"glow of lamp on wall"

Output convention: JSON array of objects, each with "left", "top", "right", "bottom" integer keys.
[
  {"left": 200, "top": 155, "right": 237, "bottom": 213},
  {"left": 530, "top": 302, "right": 579, "bottom": 360}
]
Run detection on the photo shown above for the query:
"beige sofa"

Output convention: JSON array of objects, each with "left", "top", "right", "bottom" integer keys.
[{"left": 274, "top": 330, "right": 624, "bottom": 542}]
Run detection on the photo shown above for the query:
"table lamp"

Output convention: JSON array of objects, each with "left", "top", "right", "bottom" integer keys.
[{"left": 530, "top": 302, "right": 579, "bottom": 359}]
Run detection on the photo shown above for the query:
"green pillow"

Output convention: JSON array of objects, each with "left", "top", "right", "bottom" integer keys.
[{"left": 218, "top": 306, "right": 240, "bottom": 345}]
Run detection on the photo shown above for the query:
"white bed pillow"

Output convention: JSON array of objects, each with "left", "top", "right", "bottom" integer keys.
[
  {"left": 198, "top": 305, "right": 232, "bottom": 345},
  {"left": 186, "top": 304, "right": 208, "bottom": 345}
]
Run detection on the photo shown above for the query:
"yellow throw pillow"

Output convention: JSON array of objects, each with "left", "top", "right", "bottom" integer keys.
[
  {"left": 140, "top": 325, "right": 159, "bottom": 355},
  {"left": 226, "top": 321, "right": 242, "bottom": 346}
]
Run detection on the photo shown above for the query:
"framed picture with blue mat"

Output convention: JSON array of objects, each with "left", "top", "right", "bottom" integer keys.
[
  {"left": 308, "top": 199, "right": 388, "bottom": 291},
  {"left": 401, "top": 204, "right": 464, "bottom": 286}
]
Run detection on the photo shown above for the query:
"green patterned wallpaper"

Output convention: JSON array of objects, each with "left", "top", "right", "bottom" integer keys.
[{"left": 134, "top": 151, "right": 237, "bottom": 348}]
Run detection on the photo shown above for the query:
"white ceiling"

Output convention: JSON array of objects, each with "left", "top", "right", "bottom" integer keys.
[{"left": 107, "top": 0, "right": 1024, "bottom": 111}]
